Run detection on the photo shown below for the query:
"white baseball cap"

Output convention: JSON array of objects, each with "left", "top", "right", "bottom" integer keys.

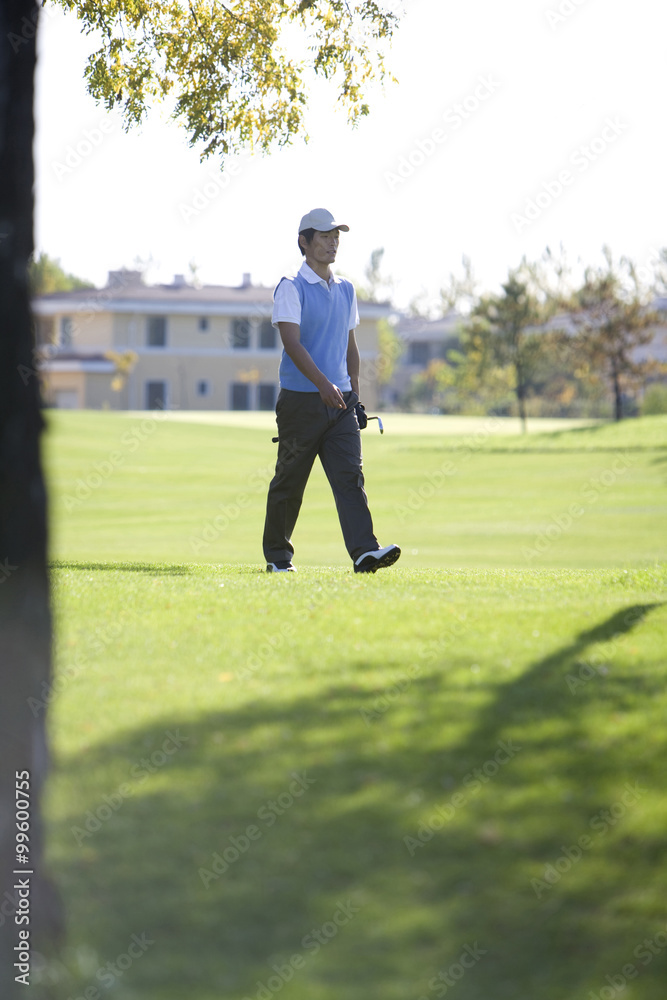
[{"left": 298, "top": 208, "right": 349, "bottom": 233}]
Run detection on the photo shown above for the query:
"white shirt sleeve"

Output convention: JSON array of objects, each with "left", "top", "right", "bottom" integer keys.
[
  {"left": 272, "top": 275, "right": 360, "bottom": 330},
  {"left": 272, "top": 279, "right": 301, "bottom": 328},
  {"left": 349, "top": 289, "right": 360, "bottom": 331}
]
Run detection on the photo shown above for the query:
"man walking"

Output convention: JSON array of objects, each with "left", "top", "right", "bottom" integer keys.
[{"left": 262, "top": 207, "right": 400, "bottom": 574}]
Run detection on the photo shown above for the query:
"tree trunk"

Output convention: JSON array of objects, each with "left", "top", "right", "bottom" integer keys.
[
  {"left": 515, "top": 363, "right": 527, "bottom": 434},
  {"left": 611, "top": 362, "right": 623, "bottom": 421},
  {"left": 517, "top": 387, "right": 527, "bottom": 434},
  {"left": 0, "top": 3, "right": 63, "bottom": 996}
]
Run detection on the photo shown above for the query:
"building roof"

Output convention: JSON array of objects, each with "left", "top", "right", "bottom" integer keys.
[
  {"left": 394, "top": 311, "right": 462, "bottom": 343},
  {"left": 38, "top": 352, "right": 115, "bottom": 374},
  {"left": 32, "top": 269, "right": 391, "bottom": 320}
]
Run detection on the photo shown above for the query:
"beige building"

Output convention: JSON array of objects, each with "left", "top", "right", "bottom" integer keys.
[{"left": 32, "top": 269, "right": 390, "bottom": 411}]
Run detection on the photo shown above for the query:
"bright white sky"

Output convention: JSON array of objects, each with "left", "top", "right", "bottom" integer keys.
[{"left": 34, "top": 0, "right": 666, "bottom": 311}]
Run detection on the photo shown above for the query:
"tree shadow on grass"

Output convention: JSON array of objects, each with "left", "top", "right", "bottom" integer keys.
[
  {"left": 45, "top": 603, "right": 666, "bottom": 1000},
  {"left": 50, "top": 561, "right": 195, "bottom": 575},
  {"left": 649, "top": 452, "right": 667, "bottom": 483}
]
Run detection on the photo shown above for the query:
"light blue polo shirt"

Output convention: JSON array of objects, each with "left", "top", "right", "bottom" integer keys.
[{"left": 272, "top": 265, "right": 358, "bottom": 392}]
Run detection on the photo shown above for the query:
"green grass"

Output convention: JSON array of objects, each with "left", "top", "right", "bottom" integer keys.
[
  {"left": 43, "top": 411, "right": 667, "bottom": 567},
  {"left": 37, "top": 413, "right": 667, "bottom": 1000}
]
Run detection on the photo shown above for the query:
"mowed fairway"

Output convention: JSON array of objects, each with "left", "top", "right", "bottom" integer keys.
[
  {"left": 45, "top": 410, "right": 666, "bottom": 568},
  {"left": 39, "top": 413, "right": 667, "bottom": 1000}
]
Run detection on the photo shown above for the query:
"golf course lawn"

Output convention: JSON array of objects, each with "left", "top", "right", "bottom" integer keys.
[
  {"left": 38, "top": 412, "right": 667, "bottom": 1000},
  {"left": 44, "top": 410, "right": 666, "bottom": 568}
]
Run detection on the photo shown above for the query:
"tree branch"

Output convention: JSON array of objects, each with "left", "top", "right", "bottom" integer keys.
[
  {"left": 188, "top": 1, "right": 208, "bottom": 45},
  {"left": 219, "top": 1, "right": 260, "bottom": 34}
]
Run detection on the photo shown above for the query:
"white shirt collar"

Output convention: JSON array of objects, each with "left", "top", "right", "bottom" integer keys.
[{"left": 298, "top": 261, "right": 339, "bottom": 287}]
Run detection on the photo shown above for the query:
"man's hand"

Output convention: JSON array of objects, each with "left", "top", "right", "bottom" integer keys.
[
  {"left": 318, "top": 379, "right": 346, "bottom": 409},
  {"left": 354, "top": 401, "right": 368, "bottom": 429}
]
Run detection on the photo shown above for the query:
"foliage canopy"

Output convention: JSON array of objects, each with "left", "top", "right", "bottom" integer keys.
[
  {"left": 29, "top": 251, "right": 94, "bottom": 295},
  {"left": 457, "top": 273, "right": 547, "bottom": 431},
  {"left": 52, "top": 0, "right": 400, "bottom": 159},
  {"left": 565, "top": 253, "right": 662, "bottom": 420}
]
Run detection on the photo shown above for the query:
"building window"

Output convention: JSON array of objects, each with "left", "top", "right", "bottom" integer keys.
[
  {"left": 147, "top": 316, "right": 167, "bottom": 347},
  {"left": 35, "top": 317, "right": 55, "bottom": 347},
  {"left": 408, "top": 341, "right": 430, "bottom": 365},
  {"left": 259, "top": 320, "right": 277, "bottom": 350},
  {"left": 197, "top": 380, "right": 210, "bottom": 397},
  {"left": 60, "top": 316, "right": 73, "bottom": 348},
  {"left": 231, "top": 318, "right": 250, "bottom": 349},
  {"left": 146, "top": 381, "right": 167, "bottom": 410},
  {"left": 231, "top": 383, "right": 250, "bottom": 410},
  {"left": 198, "top": 317, "right": 209, "bottom": 332},
  {"left": 258, "top": 384, "right": 277, "bottom": 411}
]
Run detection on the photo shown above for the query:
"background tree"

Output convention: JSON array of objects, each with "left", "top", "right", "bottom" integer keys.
[
  {"left": 105, "top": 349, "right": 139, "bottom": 392},
  {"left": 1, "top": 3, "right": 63, "bottom": 996},
  {"left": 2, "top": 3, "right": 403, "bottom": 994},
  {"left": 564, "top": 249, "right": 662, "bottom": 421},
  {"left": 375, "top": 319, "right": 404, "bottom": 392},
  {"left": 439, "top": 254, "right": 478, "bottom": 315},
  {"left": 29, "top": 252, "right": 94, "bottom": 296},
  {"left": 400, "top": 358, "right": 454, "bottom": 412},
  {"left": 517, "top": 244, "right": 576, "bottom": 308},
  {"left": 629, "top": 245, "right": 667, "bottom": 299},
  {"left": 352, "top": 247, "right": 404, "bottom": 394},
  {"left": 655, "top": 248, "right": 667, "bottom": 294},
  {"left": 52, "top": 0, "right": 399, "bottom": 160},
  {"left": 457, "top": 271, "right": 546, "bottom": 432},
  {"left": 362, "top": 247, "right": 391, "bottom": 303},
  {"left": 354, "top": 246, "right": 395, "bottom": 304},
  {"left": 442, "top": 324, "right": 516, "bottom": 416}
]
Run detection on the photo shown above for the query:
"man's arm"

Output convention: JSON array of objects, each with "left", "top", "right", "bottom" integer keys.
[
  {"left": 346, "top": 329, "right": 360, "bottom": 396},
  {"left": 278, "top": 322, "right": 346, "bottom": 408},
  {"left": 346, "top": 288, "right": 361, "bottom": 396}
]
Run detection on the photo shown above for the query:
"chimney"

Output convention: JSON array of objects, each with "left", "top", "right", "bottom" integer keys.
[
  {"left": 241, "top": 272, "right": 252, "bottom": 288},
  {"left": 107, "top": 269, "right": 144, "bottom": 289}
]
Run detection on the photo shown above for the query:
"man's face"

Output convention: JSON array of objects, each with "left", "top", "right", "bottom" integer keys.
[{"left": 303, "top": 228, "right": 340, "bottom": 264}]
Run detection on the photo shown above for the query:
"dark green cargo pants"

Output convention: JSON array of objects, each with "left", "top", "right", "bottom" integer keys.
[{"left": 262, "top": 389, "right": 379, "bottom": 564}]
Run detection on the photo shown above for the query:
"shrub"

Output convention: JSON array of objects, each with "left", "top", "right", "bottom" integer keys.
[{"left": 642, "top": 384, "right": 667, "bottom": 416}]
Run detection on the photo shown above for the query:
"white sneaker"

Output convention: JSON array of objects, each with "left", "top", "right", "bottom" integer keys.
[
  {"left": 354, "top": 544, "right": 401, "bottom": 574},
  {"left": 266, "top": 561, "right": 296, "bottom": 572}
]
